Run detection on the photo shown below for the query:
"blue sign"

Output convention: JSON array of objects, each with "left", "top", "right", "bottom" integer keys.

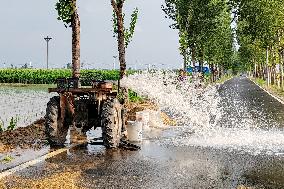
[{"left": 187, "top": 66, "right": 210, "bottom": 74}]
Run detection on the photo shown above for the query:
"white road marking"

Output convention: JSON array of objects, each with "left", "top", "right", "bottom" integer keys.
[
  {"left": 249, "top": 77, "right": 284, "bottom": 105},
  {"left": 0, "top": 145, "right": 75, "bottom": 180}
]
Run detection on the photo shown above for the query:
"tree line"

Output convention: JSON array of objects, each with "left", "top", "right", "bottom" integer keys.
[
  {"left": 162, "top": 0, "right": 235, "bottom": 81},
  {"left": 233, "top": 0, "right": 284, "bottom": 89}
]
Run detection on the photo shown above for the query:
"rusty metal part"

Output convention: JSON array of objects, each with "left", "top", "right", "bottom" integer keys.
[
  {"left": 48, "top": 88, "right": 117, "bottom": 96},
  {"left": 60, "top": 92, "right": 75, "bottom": 123},
  {"left": 92, "top": 81, "right": 113, "bottom": 90},
  {"left": 56, "top": 78, "right": 67, "bottom": 89},
  {"left": 67, "top": 78, "right": 80, "bottom": 89}
]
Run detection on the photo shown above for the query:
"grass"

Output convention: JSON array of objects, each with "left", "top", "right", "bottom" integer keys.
[
  {"left": 254, "top": 77, "right": 266, "bottom": 86},
  {"left": 215, "top": 74, "right": 234, "bottom": 84},
  {"left": 0, "top": 121, "right": 3, "bottom": 132},
  {"left": 128, "top": 89, "right": 144, "bottom": 103},
  {"left": 251, "top": 77, "right": 284, "bottom": 101},
  {"left": 0, "top": 155, "right": 14, "bottom": 164}
]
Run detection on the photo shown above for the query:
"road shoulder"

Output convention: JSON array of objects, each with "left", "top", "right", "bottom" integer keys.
[{"left": 249, "top": 77, "right": 284, "bottom": 105}]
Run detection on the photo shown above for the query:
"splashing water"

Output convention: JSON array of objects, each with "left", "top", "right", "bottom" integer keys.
[
  {"left": 122, "top": 71, "right": 222, "bottom": 129},
  {"left": 122, "top": 71, "right": 284, "bottom": 155}
]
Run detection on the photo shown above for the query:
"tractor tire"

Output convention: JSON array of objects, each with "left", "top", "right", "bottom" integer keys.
[
  {"left": 101, "top": 98, "right": 123, "bottom": 149},
  {"left": 45, "top": 96, "right": 69, "bottom": 146}
]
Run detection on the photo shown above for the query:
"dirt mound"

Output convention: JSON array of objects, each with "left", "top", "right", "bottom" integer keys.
[
  {"left": 160, "top": 112, "right": 177, "bottom": 126},
  {"left": 125, "top": 101, "right": 176, "bottom": 126},
  {"left": 125, "top": 101, "right": 158, "bottom": 121},
  {"left": 0, "top": 119, "right": 46, "bottom": 153}
]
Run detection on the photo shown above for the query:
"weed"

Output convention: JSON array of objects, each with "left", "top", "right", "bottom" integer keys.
[
  {"left": 216, "top": 74, "right": 233, "bottom": 84},
  {"left": 0, "top": 120, "right": 3, "bottom": 132},
  {"left": 128, "top": 89, "right": 144, "bottom": 103},
  {"left": 7, "top": 117, "right": 17, "bottom": 131},
  {"left": 0, "top": 155, "right": 14, "bottom": 164},
  {"left": 255, "top": 78, "right": 266, "bottom": 86}
]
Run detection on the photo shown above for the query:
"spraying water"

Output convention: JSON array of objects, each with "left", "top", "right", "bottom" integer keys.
[{"left": 122, "top": 71, "right": 284, "bottom": 155}]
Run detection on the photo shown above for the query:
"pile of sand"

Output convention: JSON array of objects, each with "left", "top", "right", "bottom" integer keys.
[{"left": 125, "top": 101, "right": 176, "bottom": 126}]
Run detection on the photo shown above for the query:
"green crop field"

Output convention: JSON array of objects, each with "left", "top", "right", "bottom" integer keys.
[{"left": 0, "top": 69, "right": 121, "bottom": 85}]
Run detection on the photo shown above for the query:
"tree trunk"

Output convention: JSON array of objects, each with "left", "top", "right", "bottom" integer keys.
[
  {"left": 266, "top": 47, "right": 270, "bottom": 86},
  {"left": 111, "top": 0, "right": 127, "bottom": 99},
  {"left": 254, "top": 61, "right": 257, "bottom": 77},
  {"left": 116, "top": 4, "right": 126, "bottom": 79},
  {"left": 191, "top": 45, "right": 196, "bottom": 68},
  {"left": 277, "top": 64, "right": 281, "bottom": 88},
  {"left": 280, "top": 62, "right": 284, "bottom": 90},
  {"left": 183, "top": 50, "right": 187, "bottom": 71},
  {"left": 200, "top": 51, "right": 204, "bottom": 75},
  {"left": 220, "top": 65, "right": 224, "bottom": 78},
  {"left": 71, "top": 0, "right": 80, "bottom": 79},
  {"left": 209, "top": 63, "right": 214, "bottom": 82}
]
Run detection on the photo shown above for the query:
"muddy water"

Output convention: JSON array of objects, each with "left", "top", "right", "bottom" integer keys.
[{"left": 0, "top": 85, "right": 54, "bottom": 129}]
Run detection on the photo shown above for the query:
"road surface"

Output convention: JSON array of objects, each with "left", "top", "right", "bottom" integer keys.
[{"left": 1, "top": 77, "right": 284, "bottom": 189}]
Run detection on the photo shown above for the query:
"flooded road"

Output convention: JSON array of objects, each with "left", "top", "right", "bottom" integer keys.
[{"left": 1, "top": 77, "right": 284, "bottom": 189}]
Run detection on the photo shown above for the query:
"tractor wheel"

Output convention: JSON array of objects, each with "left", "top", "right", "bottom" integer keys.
[
  {"left": 45, "top": 96, "right": 69, "bottom": 146},
  {"left": 101, "top": 98, "right": 123, "bottom": 149}
]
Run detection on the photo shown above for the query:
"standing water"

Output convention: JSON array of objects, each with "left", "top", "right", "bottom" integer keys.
[{"left": 122, "top": 71, "right": 284, "bottom": 155}]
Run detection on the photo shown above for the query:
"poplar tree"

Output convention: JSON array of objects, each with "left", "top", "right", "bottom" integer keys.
[{"left": 56, "top": 0, "right": 81, "bottom": 78}]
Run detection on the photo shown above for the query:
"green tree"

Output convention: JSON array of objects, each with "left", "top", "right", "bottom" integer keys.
[
  {"left": 111, "top": 0, "right": 139, "bottom": 79},
  {"left": 56, "top": 0, "right": 81, "bottom": 78},
  {"left": 236, "top": 0, "right": 284, "bottom": 86},
  {"left": 162, "top": 0, "right": 234, "bottom": 78}
]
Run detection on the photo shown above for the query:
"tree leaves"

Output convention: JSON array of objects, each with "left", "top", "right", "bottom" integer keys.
[
  {"left": 162, "top": 0, "right": 234, "bottom": 70},
  {"left": 236, "top": 0, "right": 284, "bottom": 68},
  {"left": 55, "top": 0, "right": 75, "bottom": 28},
  {"left": 112, "top": 7, "right": 139, "bottom": 48}
]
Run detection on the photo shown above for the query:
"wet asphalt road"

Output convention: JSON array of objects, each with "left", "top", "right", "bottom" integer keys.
[{"left": 2, "top": 77, "right": 284, "bottom": 189}]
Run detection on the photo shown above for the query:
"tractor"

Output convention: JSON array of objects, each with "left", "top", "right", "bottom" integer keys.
[{"left": 45, "top": 73, "right": 125, "bottom": 149}]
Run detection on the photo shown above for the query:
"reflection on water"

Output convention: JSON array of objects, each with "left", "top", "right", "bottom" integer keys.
[{"left": 44, "top": 133, "right": 284, "bottom": 188}]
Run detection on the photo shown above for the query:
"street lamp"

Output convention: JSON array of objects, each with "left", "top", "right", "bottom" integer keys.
[{"left": 44, "top": 36, "right": 52, "bottom": 69}]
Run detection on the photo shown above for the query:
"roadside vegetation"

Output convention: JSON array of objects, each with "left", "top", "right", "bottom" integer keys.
[
  {"left": 0, "top": 69, "right": 120, "bottom": 85},
  {"left": 0, "top": 155, "right": 14, "bottom": 164},
  {"left": 252, "top": 77, "right": 284, "bottom": 102},
  {"left": 226, "top": 0, "right": 284, "bottom": 100},
  {"left": 215, "top": 74, "right": 234, "bottom": 85}
]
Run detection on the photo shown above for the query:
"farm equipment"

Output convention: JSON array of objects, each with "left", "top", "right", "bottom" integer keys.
[{"left": 45, "top": 77, "right": 125, "bottom": 149}]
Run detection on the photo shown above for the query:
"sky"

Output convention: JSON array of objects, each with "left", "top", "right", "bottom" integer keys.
[{"left": 0, "top": 0, "right": 182, "bottom": 70}]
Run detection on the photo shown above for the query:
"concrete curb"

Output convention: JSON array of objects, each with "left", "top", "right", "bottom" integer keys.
[{"left": 248, "top": 77, "right": 284, "bottom": 105}]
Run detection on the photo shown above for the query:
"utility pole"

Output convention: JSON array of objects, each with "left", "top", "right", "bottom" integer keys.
[
  {"left": 113, "top": 56, "right": 117, "bottom": 70},
  {"left": 44, "top": 36, "right": 52, "bottom": 69}
]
